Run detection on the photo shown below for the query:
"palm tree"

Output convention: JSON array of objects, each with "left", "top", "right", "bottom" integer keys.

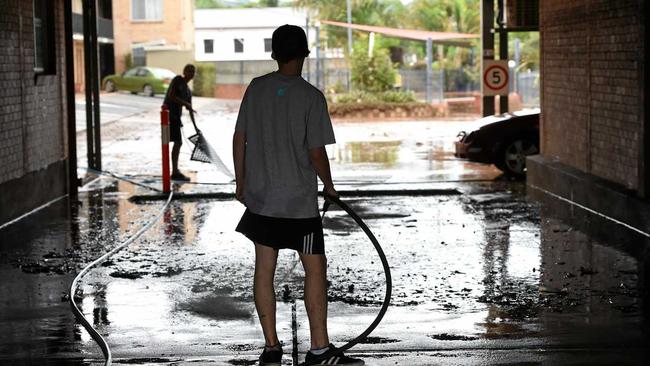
[
  {"left": 408, "top": 0, "right": 479, "bottom": 33},
  {"left": 293, "top": 0, "right": 407, "bottom": 49}
]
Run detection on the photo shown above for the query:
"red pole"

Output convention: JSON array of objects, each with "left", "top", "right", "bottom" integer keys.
[{"left": 161, "top": 104, "right": 171, "bottom": 193}]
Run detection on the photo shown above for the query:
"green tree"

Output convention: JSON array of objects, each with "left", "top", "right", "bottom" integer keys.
[
  {"left": 406, "top": 0, "right": 480, "bottom": 92},
  {"left": 193, "top": 63, "right": 217, "bottom": 97},
  {"left": 195, "top": 0, "right": 278, "bottom": 8},
  {"left": 293, "top": 0, "right": 407, "bottom": 49},
  {"left": 408, "top": 0, "right": 479, "bottom": 33},
  {"left": 260, "top": 0, "right": 279, "bottom": 6},
  {"left": 195, "top": 0, "right": 226, "bottom": 8},
  {"left": 510, "top": 32, "right": 539, "bottom": 72},
  {"left": 350, "top": 41, "right": 396, "bottom": 92}
]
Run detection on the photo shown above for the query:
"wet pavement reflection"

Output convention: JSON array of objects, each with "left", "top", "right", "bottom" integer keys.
[
  {"left": 2, "top": 95, "right": 648, "bottom": 364},
  {"left": 1, "top": 176, "right": 648, "bottom": 365},
  {"left": 75, "top": 95, "right": 502, "bottom": 190}
]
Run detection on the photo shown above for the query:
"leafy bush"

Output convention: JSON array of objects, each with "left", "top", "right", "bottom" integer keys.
[
  {"left": 333, "top": 90, "right": 417, "bottom": 104},
  {"left": 335, "top": 91, "right": 378, "bottom": 104},
  {"left": 325, "top": 81, "right": 347, "bottom": 95},
  {"left": 193, "top": 63, "right": 216, "bottom": 97},
  {"left": 328, "top": 101, "right": 443, "bottom": 119},
  {"left": 350, "top": 43, "right": 397, "bottom": 92},
  {"left": 124, "top": 53, "right": 133, "bottom": 70},
  {"left": 379, "top": 90, "right": 417, "bottom": 103}
]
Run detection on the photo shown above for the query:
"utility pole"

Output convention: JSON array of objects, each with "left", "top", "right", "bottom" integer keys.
[
  {"left": 481, "top": 0, "right": 495, "bottom": 116},
  {"left": 83, "top": 0, "right": 101, "bottom": 169},
  {"left": 498, "top": 0, "right": 508, "bottom": 114},
  {"left": 64, "top": 0, "right": 78, "bottom": 199},
  {"left": 346, "top": 0, "right": 352, "bottom": 91},
  {"left": 426, "top": 38, "right": 433, "bottom": 104}
]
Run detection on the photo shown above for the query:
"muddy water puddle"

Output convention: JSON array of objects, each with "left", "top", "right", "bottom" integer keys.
[
  {"left": 2, "top": 174, "right": 646, "bottom": 363},
  {"left": 77, "top": 188, "right": 644, "bottom": 348}
]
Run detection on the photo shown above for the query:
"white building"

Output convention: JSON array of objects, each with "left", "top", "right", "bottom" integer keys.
[{"left": 194, "top": 7, "right": 317, "bottom": 62}]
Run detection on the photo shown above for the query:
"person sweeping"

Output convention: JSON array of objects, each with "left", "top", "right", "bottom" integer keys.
[
  {"left": 232, "top": 25, "right": 364, "bottom": 366},
  {"left": 164, "top": 63, "right": 196, "bottom": 181}
]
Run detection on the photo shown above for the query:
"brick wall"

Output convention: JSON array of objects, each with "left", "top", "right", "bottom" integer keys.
[
  {"left": 112, "top": 0, "right": 194, "bottom": 73},
  {"left": 540, "top": 0, "right": 644, "bottom": 190},
  {"left": 0, "top": 1, "right": 68, "bottom": 187}
]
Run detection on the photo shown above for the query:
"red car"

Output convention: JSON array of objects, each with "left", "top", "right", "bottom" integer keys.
[{"left": 455, "top": 109, "right": 540, "bottom": 177}]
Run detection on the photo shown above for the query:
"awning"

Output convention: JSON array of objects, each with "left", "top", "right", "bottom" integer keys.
[{"left": 320, "top": 20, "right": 478, "bottom": 47}]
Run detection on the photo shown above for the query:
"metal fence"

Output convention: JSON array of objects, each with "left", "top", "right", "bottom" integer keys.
[
  {"left": 397, "top": 69, "right": 444, "bottom": 102},
  {"left": 309, "top": 67, "right": 445, "bottom": 102},
  {"left": 444, "top": 68, "right": 479, "bottom": 93},
  {"left": 514, "top": 71, "right": 540, "bottom": 107},
  {"left": 306, "top": 68, "right": 349, "bottom": 93},
  {"left": 211, "top": 59, "right": 492, "bottom": 104},
  {"left": 212, "top": 58, "right": 351, "bottom": 92}
]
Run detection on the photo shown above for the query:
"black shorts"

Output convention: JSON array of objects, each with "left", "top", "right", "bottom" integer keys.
[
  {"left": 236, "top": 209, "right": 325, "bottom": 255},
  {"left": 170, "top": 117, "right": 182, "bottom": 143}
]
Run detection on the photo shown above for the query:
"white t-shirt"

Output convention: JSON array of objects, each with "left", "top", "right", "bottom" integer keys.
[{"left": 235, "top": 71, "right": 336, "bottom": 218}]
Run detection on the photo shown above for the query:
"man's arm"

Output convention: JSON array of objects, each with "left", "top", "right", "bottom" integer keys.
[
  {"left": 188, "top": 109, "right": 197, "bottom": 128},
  {"left": 233, "top": 131, "right": 246, "bottom": 203},
  {"left": 308, "top": 146, "right": 338, "bottom": 198},
  {"left": 168, "top": 79, "right": 195, "bottom": 112}
]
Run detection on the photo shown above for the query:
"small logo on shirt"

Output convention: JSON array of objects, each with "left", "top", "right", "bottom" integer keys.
[{"left": 277, "top": 87, "right": 287, "bottom": 96}]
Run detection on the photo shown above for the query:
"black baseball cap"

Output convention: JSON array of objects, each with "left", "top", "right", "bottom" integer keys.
[{"left": 271, "top": 24, "right": 310, "bottom": 62}]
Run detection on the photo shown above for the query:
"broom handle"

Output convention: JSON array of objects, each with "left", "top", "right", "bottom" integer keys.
[{"left": 189, "top": 110, "right": 199, "bottom": 133}]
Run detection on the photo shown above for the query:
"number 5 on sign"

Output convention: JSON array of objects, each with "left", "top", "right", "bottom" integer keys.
[{"left": 482, "top": 60, "right": 509, "bottom": 96}]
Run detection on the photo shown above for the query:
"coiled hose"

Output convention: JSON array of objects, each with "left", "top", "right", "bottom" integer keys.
[
  {"left": 299, "top": 196, "right": 392, "bottom": 366},
  {"left": 68, "top": 191, "right": 174, "bottom": 366},
  {"left": 68, "top": 189, "right": 390, "bottom": 366}
]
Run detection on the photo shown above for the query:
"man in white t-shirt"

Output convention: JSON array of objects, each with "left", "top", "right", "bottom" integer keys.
[{"left": 232, "top": 25, "right": 364, "bottom": 366}]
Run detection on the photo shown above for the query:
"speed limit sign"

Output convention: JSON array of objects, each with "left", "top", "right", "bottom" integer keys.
[{"left": 483, "top": 60, "right": 509, "bottom": 96}]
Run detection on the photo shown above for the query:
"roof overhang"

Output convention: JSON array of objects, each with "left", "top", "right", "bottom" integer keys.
[{"left": 320, "top": 20, "right": 478, "bottom": 47}]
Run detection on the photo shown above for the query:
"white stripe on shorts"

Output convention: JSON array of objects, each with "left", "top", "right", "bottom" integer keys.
[{"left": 303, "top": 232, "right": 314, "bottom": 254}]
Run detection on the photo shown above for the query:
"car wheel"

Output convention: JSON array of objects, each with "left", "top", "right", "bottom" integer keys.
[
  {"left": 143, "top": 84, "right": 154, "bottom": 97},
  {"left": 498, "top": 138, "right": 538, "bottom": 177},
  {"left": 494, "top": 159, "right": 507, "bottom": 172},
  {"left": 104, "top": 80, "right": 116, "bottom": 92}
]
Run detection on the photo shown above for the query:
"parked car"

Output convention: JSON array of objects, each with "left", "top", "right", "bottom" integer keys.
[
  {"left": 454, "top": 109, "right": 540, "bottom": 177},
  {"left": 102, "top": 67, "right": 176, "bottom": 97}
]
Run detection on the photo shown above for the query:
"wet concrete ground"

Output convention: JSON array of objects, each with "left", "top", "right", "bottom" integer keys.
[{"left": 1, "top": 94, "right": 649, "bottom": 365}]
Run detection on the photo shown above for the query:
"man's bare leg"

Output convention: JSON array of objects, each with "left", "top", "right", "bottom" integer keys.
[
  {"left": 171, "top": 141, "right": 182, "bottom": 174},
  {"left": 299, "top": 253, "right": 330, "bottom": 349},
  {"left": 254, "top": 243, "right": 280, "bottom": 346}
]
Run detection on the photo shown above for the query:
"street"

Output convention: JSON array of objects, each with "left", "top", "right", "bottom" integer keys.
[
  {"left": 75, "top": 92, "right": 166, "bottom": 133},
  {"left": 1, "top": 94, "right": 648, "bottom": 365}
]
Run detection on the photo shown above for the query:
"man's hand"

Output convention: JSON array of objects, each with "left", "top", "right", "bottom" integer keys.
[
  {"left": 309, "top": 147, "right": 338, "bottom": 203},
  {"left": 235, "top": 182, "right": 245, "bottom": 204},
  {"left": 323, "top": 184, "right": 339, "bottom": 201},
  {"left": 233, "top": 131, "right": 247, "bottom": 205}
]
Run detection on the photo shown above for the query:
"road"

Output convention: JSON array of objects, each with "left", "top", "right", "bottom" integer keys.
[
  {"left": 75, "top": 92, "right": 166, "bottom": 133},
  {"left": 1, "top": 94, "right": 647, "bottom": 365},
  {"left": 75, "top": 93, "right": 502, "bottom": 185}
]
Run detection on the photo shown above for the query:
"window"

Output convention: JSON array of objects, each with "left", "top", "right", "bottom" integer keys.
[
  {"left": 123, "top": 68, "right": 138, "bottom": 77},
  {"left": 33, "top": 0, "right": 56, "bottom": 74},
  {"left": 204, "top": 39, "right": 214, "bottom": 54},
  {"left": 72, "top": 0, "right": 83, "bottom": 14},
  {"left": 98, "top": 0, "right": 112, "bottom": 19},
  {"left": 131, "top": 0, "right": 163, "bottom": 21},
  {"left": 234, "top": 38, "right": 244, "bottom": 53},
  {"left": 136, "top": 68, "right": 150, "bottom": 77},
  {"left": 264, "top": 38, "right": 272, "bottom": 53},
  {"left": 132, "top": 46, "right": 146, "bottom": 66}
]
